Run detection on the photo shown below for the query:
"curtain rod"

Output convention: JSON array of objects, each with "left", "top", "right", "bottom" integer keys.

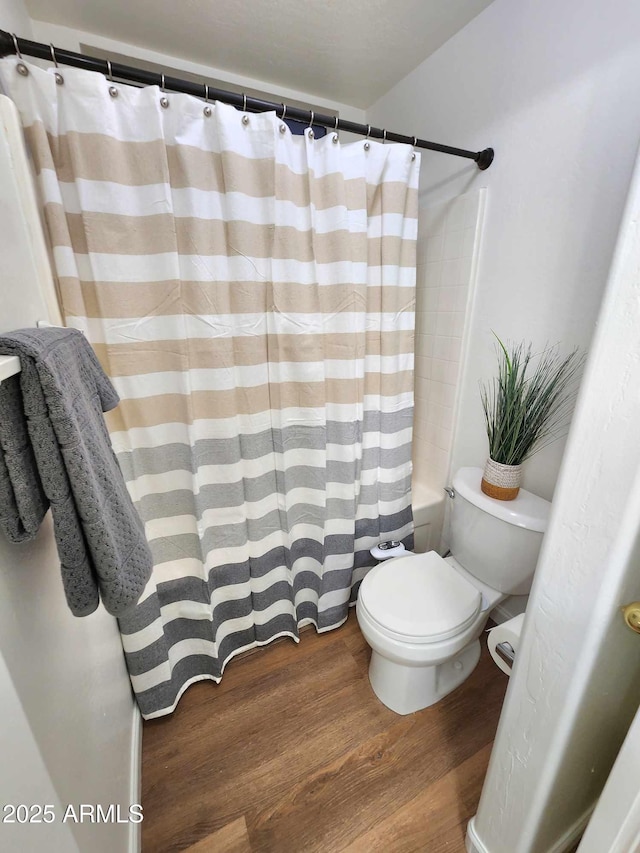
[{"left": 0, "top": 30, "right": 494, "bottom": 170}]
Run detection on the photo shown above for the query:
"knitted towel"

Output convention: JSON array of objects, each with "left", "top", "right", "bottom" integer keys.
[{"left": 0, "top": 327, "right": 153, "bottom": 617}]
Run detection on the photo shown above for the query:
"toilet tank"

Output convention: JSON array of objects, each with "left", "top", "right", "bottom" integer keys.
[{"left": 449, "top": 467, "right": 551, "bottom": 595}]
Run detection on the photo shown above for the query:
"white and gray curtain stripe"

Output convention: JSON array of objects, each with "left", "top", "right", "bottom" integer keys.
[{"left": 1, "top": 59, "right": 420, "bottom": 719}]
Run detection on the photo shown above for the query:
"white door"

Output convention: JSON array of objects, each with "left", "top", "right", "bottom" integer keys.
[{"left": 578, "top": 697, "right": 640, "bottom": 853}]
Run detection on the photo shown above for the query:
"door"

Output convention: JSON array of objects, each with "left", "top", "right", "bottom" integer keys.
[{"left": 578, "top": 696, "right": 640, "bottom": 853}]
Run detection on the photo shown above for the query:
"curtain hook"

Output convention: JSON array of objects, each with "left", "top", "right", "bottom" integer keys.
[
  {"left": 332, "top": 115, "right": 339, "bottom": 143},
  {"left": 12, "top": 33, "right": 28, "bottom": 76},
  {"left": 50, "top": 43, "right": 64, "bottom": 85},
  {"left": 307, "top": 110, "right": 315, "bottom": 139},
  {"left": 241, "top": 94, "right": 249, "bottom": 124},
  {"left": 203, "top": 84, "right": 212, "bottom": 116},
  {"left": 11, "top": 33, "right": 22, "bottom": 59},
  {"left": 383, "top": 129, "right": 387, "bottom": 144},
  {"left": 160, "top": 74, "right": 169, "bottom": 108},
  {"left": 106, "top": 59, "right": 118, "bottom": 98},
  {"left": 308, "top": 110, "right": 314, "bottom": 127},
  {"left": 279, "top": 103, "right": 287, "bottom": 134},
  {"left": 364, "top": 124, "right": 371, "bottom": 151},
  {"left": 412, "top": 136, "right": 417, "bottom": 161}
]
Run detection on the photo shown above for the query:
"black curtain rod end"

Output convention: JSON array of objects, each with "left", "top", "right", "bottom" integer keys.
[{"left": 476, "top": 148, "right": 494, "bottom": 170}]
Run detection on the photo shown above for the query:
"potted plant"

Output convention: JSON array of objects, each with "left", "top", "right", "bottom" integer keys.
[{"left": 479, "top": 335, "right": 583, "bottom": 500}]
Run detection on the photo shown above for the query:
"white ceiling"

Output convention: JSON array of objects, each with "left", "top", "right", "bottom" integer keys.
[{"left": 24, "top": 0, "right": 494, "bottom": 109}]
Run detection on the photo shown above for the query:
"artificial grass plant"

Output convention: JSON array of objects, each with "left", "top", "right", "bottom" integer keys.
[{"left": 480, "top": 335, "right": 583, "bottom": 467}]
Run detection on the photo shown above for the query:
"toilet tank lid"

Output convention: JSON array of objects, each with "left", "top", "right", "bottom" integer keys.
[{"left": 453, "top": 467, "right": 551, "bottom": 533}]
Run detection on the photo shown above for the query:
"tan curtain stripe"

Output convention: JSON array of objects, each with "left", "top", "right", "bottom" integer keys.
[
  {"left": 58, "top": 278, "right": 415, "bottom": 320},
  {"left": 104, "top": 371, "right": 415, "bottom": 430},
  {"left": 25, "top": 125, "right": 418, "bottom": 215},
  {"left": 91, "top": 330, "right": 415, "bottom": 375},
  {"left": 47, "top": 208, "right": 416, "bottom": 266}
]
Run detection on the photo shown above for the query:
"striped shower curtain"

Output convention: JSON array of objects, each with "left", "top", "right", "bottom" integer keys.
[{"left": 1, "top": 59, "right": 419, "bottom": 718}]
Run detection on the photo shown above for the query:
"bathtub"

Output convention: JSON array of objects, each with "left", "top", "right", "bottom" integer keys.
[{"left": 412, "top": 481, "right": 446, "bottom": 554}]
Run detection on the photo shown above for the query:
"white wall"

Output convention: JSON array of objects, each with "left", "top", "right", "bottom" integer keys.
[
  {"left": 367, "top": 0, "right": 640, "bottom": 501},
  {"left": 0, "top": 83, "right": 140, "bottom": 853},
  {"left": 0, "top": 0, "right": 32, "bottom": 36}
]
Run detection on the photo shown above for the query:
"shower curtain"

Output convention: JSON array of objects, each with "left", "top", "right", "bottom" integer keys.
[{"left": 0, "top": 59, "right": 420, "bottom": 718}]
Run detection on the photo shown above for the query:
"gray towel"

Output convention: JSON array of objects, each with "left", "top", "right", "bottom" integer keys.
[
  {"left": 0, "top": 327, "right": 153, "bottom": 617},
  {"left": 0, "top": 370, "right": 48, "bottom": 541}
]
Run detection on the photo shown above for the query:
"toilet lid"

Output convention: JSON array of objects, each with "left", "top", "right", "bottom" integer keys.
[{"left": 359, "top": 552, "right": 482, "bottom": 643}]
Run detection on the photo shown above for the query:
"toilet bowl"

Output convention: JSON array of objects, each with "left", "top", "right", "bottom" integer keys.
[
  {"left": 356, "top": 467, "right": 551, "bottom": 715},
  {"left": 356, "top": 550, "right": 500, "bottom": 714}
]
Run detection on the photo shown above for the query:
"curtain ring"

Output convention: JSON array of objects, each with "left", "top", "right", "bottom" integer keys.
[
  {"left": 383, "top": 129, "right": 387, "bottom": 144},
  {"left": 366, "top": 125, "right": 371, "bottom": 139},
  {"left": 203, "top": 84, "right": 212, "bottom": 116},
  {"left": 243, "top": 93, "right": 247, "bottom": 111},
  {"left": 106, "top": 60, "right": 118, "bottom": 97},
  {"left": 308, "top": 110, "right": 314, "bottom": 127},
  {"left": 50, "top": 43, "right": 64, "bottom": 84},
  {"left": 11, "top": 33, "right": 22, "bottom": 59},
  {"left": 160, "top": 74, "right": 169, "bottom": 108},
  {"left": 281, "top": 103, "right": 287, "bottom": 120},
  {"left": 12, "top": 33, "right": 29, "bottom": 75}
]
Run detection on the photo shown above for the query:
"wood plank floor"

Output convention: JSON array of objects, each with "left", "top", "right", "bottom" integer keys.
[{"left": 141, "top": 611, "right": 508, "bottom": 853}]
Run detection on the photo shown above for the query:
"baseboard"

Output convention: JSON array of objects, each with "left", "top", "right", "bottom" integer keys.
[
  {"left": 465, "top": 804, "right": 594, "bottom": 853},
  {"left": 466, "top": 817, "right": 489, "bottom": 853},
  {"left": 492, "top": 595, "right": 528, "bottom": 625},
  {"left": 547, "top": 804, "right": 594, "bottom": 853},
  {"left": 128, "top": 703, "right": 143, "bottom": 853}
]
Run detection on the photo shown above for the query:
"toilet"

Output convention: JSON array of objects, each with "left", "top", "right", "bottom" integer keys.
[{"left": 356, "top": 466, "right": 551, "bottom": 715}]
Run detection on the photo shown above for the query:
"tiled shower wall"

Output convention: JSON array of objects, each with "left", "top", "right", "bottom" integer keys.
[{"left": 413, "top": 189, "right": 485, "bottom": 489}]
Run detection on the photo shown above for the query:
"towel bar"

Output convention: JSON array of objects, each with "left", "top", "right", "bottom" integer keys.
[
  {"left": 0, "top": 355, "right": 20, "bottom": 383},
  {"left": 0, "top": 321, "right": 66, "bottom": 384}
]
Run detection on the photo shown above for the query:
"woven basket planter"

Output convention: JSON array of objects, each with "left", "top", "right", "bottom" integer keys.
[{"left": 481, "top": 457, "right": 522, "bottom": 501}]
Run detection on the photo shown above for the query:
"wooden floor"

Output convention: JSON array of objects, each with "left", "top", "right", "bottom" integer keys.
[{"left": 141, "top": 611, "right": 508, "bottom": 853}]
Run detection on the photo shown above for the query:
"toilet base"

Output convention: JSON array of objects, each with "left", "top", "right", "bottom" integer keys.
[{"left": 368, "top": 639, "right": 482, "bottom": 715}]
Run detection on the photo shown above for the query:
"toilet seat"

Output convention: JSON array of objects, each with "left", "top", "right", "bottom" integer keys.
[{"left": 359, "top": 551, "right": 482, "bottom": 644}]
